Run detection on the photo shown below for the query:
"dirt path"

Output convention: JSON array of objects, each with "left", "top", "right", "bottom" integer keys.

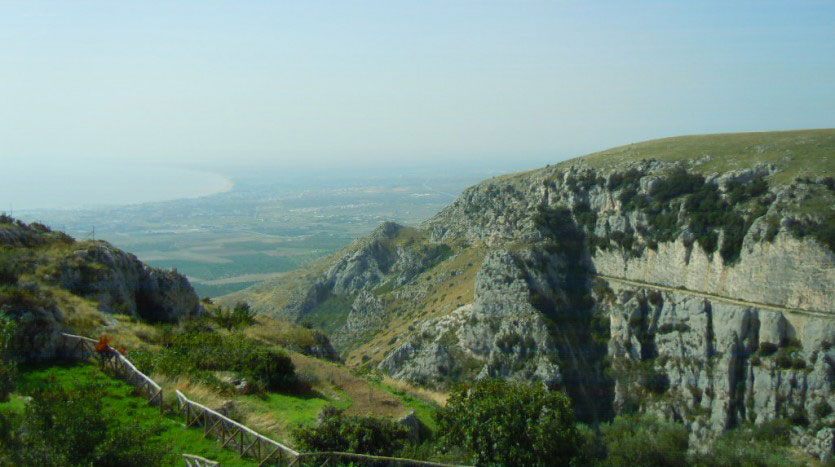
[{"left": 595, "top": 274, "right": 833, "bottom": 319}]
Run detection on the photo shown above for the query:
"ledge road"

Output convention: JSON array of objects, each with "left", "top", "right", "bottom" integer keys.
[{"left": 595, "top": 274, "right": 833, "bottom": 319}]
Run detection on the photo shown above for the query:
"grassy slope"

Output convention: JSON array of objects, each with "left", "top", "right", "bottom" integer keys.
[
  {"left": 558, "top": 128, "right": 835, "bottom": 183},
  {"left": 87, "top": 311, "right": 440, "bottom": 445},
  {"left": 5, "top": 362, "right": 259, "bottom": 466},
  {"left": 1, "top": 219, "right": 446, "bottom": 459}
]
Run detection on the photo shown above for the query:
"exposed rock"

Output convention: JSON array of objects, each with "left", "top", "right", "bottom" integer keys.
[
  {"left": 48, "top": 242, "right": 202, "bottom": 322},
  {"left": 305, "top": 330, "right": 341, "bottom": 362},
  {"left": 397, "top": 410, "right": 426, "bottom": 442},
  {"left": 380, "top": 249, "right": 562, "bottom": 390}
]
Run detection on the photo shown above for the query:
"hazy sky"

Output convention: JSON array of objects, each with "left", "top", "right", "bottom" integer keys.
[{"left": 2, "top": 1, "right": 834, "bottom": 170}]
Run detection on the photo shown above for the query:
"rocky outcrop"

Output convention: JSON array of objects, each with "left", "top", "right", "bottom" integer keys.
[
  {"left": 428, "top": 163, "right": 835, "bottom": 314},
  {"left": 2, "top": 284, "right": 66, "bottom": 362},
  {"left": 47, "top": 242, "right": 202, "bottom": 323},
  {"left": 331, "top": 291, "right": 387, "bottom": 350},
  {"left": 381, "top": 249, "right": 564, "bottom": 391},
  {"left": 0, "top": 218, "right": 202, "bottom": 361}
]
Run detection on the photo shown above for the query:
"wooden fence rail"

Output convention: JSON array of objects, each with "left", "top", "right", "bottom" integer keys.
[
  {"left": 292, "top": 452, "right": 465, "bottom": 467},
  {"left": 60, "top": 333, "right": 163, "bottom": 410},
  {"left": 60, "top": 332, "right": 465, "bottom": 467},
  {"left": 182, "top": 454, "right": 220, "bottom": 466},
  {"left": 176, "top": 390, "right": 299, "bottom": 467}
]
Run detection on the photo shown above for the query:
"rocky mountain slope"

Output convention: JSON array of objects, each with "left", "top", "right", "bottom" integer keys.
[
  {"left": 222, "top": 129, "right": 835, "bottom": 459},
  {"left": 0, "top": 216, "right": 202, "bottom": 360}
]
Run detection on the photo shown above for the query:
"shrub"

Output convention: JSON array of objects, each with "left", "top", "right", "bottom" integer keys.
[
  {"left": 758, "top": 342, "right": 778, "bottom": 356},
  {"left": 691, "top": 420, "right": 802, "bottom": 467},
  {"left": 1, "top": 380, "right": 169, "bottom": 466},
  {"left": 638, "top": 366, "right": 670, "bottom": 395},
  {"left": 436, "top": 379, "right": 580, "bottom": 466},
  {"left": 600, "top": 414, "right": 688, "bottom": 467},
  {"left": 813, "top": 401, "right": 833, "bottom": 419},
  {"left": 774, "top": 349, "right": 793, "bottom": 369},
  {"left": 210, "top": 302, "right": 256, "bottom": 331},
  {"left": 131, "top": 327, "right": 296, "bottom": 393},
  {"left": 0, "top": 312, "right": 17, "bottom": 402},
  {"left": 291, "top": 407, "right": 409, "bottom": 456},
  {"left": 240, "top": 347, "right": 296, "bottom": 391}
]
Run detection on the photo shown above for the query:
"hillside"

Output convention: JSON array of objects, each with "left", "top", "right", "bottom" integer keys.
[
  {"left": 0, "top": 216, "right": 453, "bottom": 464},
  {"left": 0, "top": 215, "right": 203, "bottom": 360},
  {"left": 222, "top": 129, "right": 835, "bottom": 460}
]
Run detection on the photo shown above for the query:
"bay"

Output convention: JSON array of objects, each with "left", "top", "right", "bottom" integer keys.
[{"left": 1, "top": 162, "right": 233, "bottom": 211}]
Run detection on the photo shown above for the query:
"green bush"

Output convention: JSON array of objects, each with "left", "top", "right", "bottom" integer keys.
[
  {"left": 210, "top": 301, "right": 256, "bottom": 331},
  {"left": 130, "top": 327, "right": 296, "bottom": 393},
  {"left": 787, "top": 211, "right": 835, "bottom": 253},
  {"left": 638, "top": 366, "right": 670, "bottom": 395},
  {"left": 758, "top": 342, "right": 778, "bottom": 356},
  {"left": 0, "top": 312, "right": 17, "bottom": 402},
  {"left": 291, "top": 407, "right": 409, "bottom": 456},
  {"left": 0, "top": 380, "right": 169, "bottom": 466},
  {"left": 599, "top": 414, "right": 688, "bottom": 467},
  {"left": 689, "top": 420, "right": 801, "bottom": 467},
  {"left": 436, "top": 379, "right": 580, "bottom": 466},
  {"left": 813, "top": 401, "right": 833, "bottom": 419}
]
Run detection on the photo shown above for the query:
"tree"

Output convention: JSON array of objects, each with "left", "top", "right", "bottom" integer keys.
[
  {"left": 291, "top": 407, "right": 409, "bottom": 456},
  {"left": 2, "top": 380, "right": 169, "bottom": 466},
  {"left": 436, "top": 379, "right": 580, "bottom": 466}
]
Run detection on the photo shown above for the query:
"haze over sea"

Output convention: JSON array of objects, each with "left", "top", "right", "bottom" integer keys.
[{"left": 3, "top": 161, "right": 233, "bottom": 211}]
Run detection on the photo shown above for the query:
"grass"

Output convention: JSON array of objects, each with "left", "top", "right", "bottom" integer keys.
[
  {"left": 8, "top": 361, "right": 259, "bottom": 466},
  {"left": 302, "top": 293, "right": 354, "bottom": 334},
  {"left": 242, "top": 389, "right": 351, "bottom": 436},
  {"left": 0, "top": 394, "right": 26, "bottom": 415},
  {"left": 149, "top": 347, "right": 412, "bottom": 444},
  {"left": 373, "top": 376, "right": 448, "bottom": 432},
  {"left": 553, "top": 129, "right": 835, "bottom": 184}
]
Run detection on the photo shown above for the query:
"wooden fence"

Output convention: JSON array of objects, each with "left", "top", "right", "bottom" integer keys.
[
  {"left": 291, "top": 452, "right": 464, "bottom": 467},
  {"left": 182, "top": 454, "right": 220, "bottom": 466},
  {"left": 60, "top": 332, "right": 465, "bottom": 467},
  {"left": 176, "top": 390, "right": 299, "bottom": 466},
  {"left": 60, "top": 333, "right": 163, "bottom": 409}
]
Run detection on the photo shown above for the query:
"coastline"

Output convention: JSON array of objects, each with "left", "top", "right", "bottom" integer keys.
[{"left": 4, "top": 163, "right": 235, "bottom": 212}]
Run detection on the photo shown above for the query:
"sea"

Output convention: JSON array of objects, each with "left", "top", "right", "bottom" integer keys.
[{"left": 2, "top": 161, "right": 233, "bottom": 211}]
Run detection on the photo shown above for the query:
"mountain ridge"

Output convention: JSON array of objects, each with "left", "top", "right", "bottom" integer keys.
[{"left": 221, "top": 129, "right": 835, "bottom": 459}]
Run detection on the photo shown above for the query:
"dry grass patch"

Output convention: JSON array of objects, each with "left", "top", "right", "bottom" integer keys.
[
  {"left": 381, "top": 376, "right": 448, "bottom": 407},
  {"left": 290, "top": 353, "right": 406, "bottom": 418},
  {"left": 243, "top": 315, "right": 318, "bottom": 350}
]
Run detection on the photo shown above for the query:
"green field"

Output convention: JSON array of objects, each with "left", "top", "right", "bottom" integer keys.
[{"left": 5, "top": 362, "right": 259, "bottom": 466}]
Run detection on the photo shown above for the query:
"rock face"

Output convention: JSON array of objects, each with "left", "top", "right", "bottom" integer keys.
[
  {"left": 593, "top": 230, "right": 833, "bottom": 313},
  {"left": 49, "top": 242, "right": 202, "bottom": 323},
  {"left": 0, "top": 219, "right": 202, "bottom": 361},
  {"left": 604, "top": 282, "right": 835, "bottom": 459},
  {"left": 380, "top": 249, "right": 563, "bottom": 390},
  {"left": 228, "top": 131, "right": 835, "bottom": 459}
]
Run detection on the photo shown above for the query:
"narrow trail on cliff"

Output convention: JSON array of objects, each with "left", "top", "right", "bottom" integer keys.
[{"left": 595, "top": 274, "right": 833, "bottom": 319}]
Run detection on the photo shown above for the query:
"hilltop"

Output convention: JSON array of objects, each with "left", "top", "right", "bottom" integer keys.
[{"left": 222, "top": 129, "right": 835, "bottom": 460}]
